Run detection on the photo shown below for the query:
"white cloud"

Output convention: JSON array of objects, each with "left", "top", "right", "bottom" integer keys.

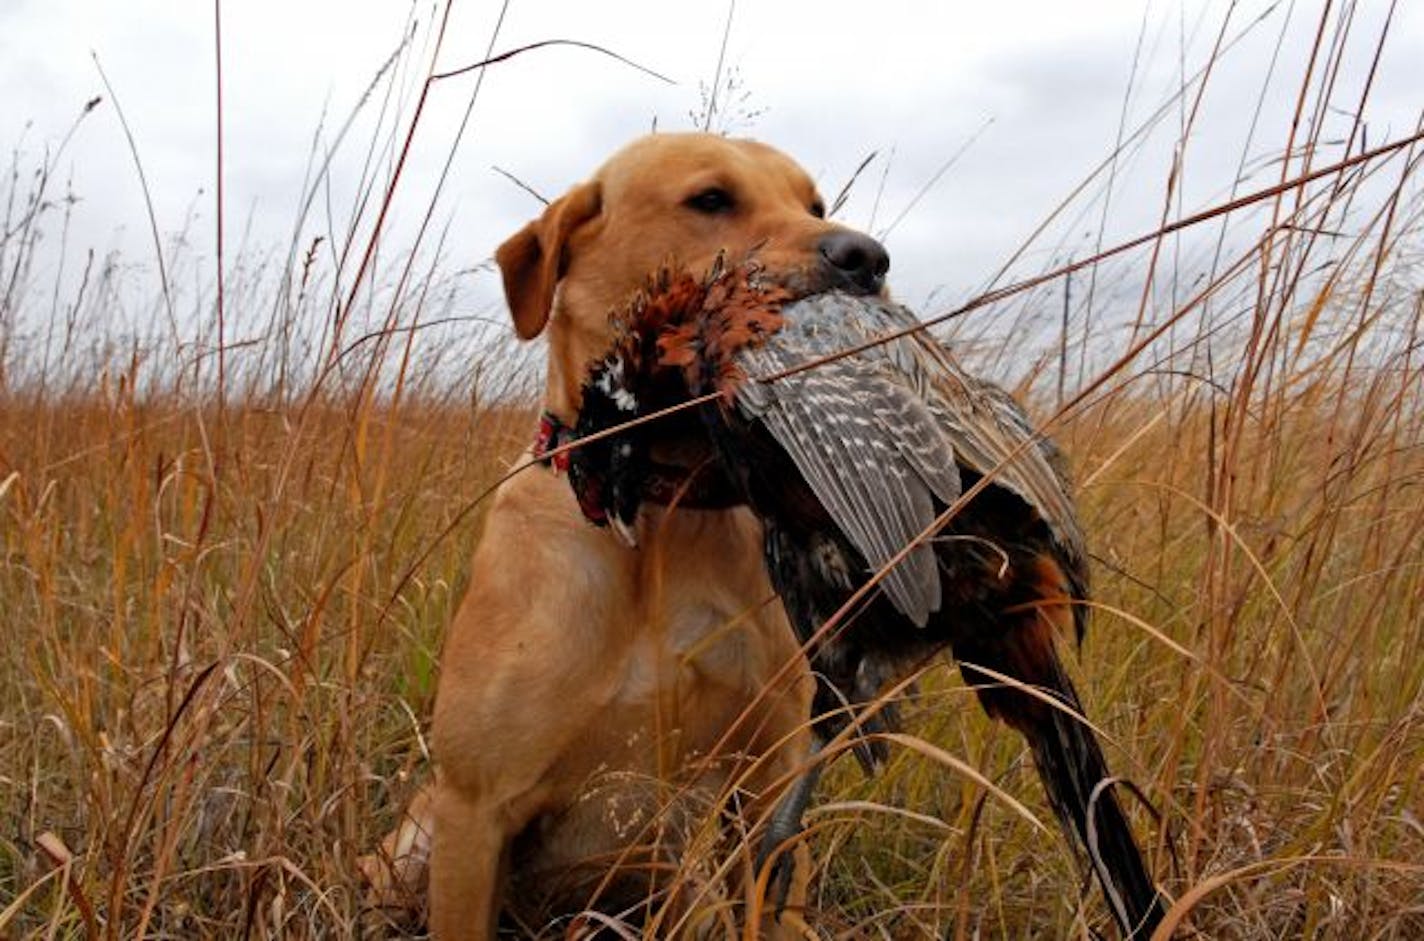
[{"left": 2, "top": 0, "right": 1420, "bottom": 342}]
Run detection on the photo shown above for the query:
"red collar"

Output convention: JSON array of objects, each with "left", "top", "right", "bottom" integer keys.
[
  {"left": 532, "top": 411, "right": 742, "bottom": 512},
  {"left": 533, "top": 411, "right": 574, "bottom": 473}
]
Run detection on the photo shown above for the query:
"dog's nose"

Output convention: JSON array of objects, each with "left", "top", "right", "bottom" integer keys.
[{"left": 818, "top": 230, "right": 890, "bottom": 294}]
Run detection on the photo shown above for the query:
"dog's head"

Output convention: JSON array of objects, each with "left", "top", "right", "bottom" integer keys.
[{"left": 495, "top": 132, "right": 891, "bottom": 418}]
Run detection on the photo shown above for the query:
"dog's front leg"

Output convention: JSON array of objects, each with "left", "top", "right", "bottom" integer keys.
[{"left": 428, "top": 781, "right": 511, "bottom": 940}]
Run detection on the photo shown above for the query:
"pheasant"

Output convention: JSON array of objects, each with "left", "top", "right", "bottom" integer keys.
[{"left": 564, "top": 261, "right": 1166, "bottom": 938}]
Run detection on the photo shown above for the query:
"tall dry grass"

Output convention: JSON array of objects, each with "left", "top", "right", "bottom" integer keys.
[{"left": 3, "top": 2, "right": 1423, "bottom": 938}]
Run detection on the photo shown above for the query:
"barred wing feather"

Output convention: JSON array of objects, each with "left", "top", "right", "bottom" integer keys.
[{"left": 733, "top": 293, "right": 1085, "bottom": 625}]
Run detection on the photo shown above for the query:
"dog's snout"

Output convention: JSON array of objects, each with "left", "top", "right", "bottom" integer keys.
[{"left": 818, "top": 230, "right": 890, "bottom": 294}]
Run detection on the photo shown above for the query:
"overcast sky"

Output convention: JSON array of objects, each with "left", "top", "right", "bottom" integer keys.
[{"left": 3, "top": 1, "right": 1422, "bottom": 337}]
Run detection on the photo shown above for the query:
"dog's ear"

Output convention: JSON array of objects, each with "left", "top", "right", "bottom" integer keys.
[{"left": 495, "top": 182, "right": 603, "bottom": 340}]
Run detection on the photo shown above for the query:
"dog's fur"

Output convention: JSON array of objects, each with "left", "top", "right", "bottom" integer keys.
[{"left": 364, "top": 133, "right": 887, "bottom": 938}]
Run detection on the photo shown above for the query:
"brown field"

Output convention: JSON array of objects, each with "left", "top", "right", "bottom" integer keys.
[{"left": 3, "top": 5, "right": 1423, "bottom": 939}]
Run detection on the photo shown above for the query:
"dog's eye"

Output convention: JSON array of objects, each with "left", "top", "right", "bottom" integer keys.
[
  {"left": 810, "top": 200, "right": 826, "bottom": 219},
  {"left": 685, "top": 187, "right": 735, "bottom": 214}
]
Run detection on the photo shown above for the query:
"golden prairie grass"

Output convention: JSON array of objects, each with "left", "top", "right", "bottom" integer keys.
[
  {"left": 3, "top": 3, "right": 1423, "bottom": 938},
  {"left": 4, "top": 291, "right": 1421, "bottom": 939}
]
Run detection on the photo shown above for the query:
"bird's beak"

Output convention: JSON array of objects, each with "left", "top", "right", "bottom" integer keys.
[{"left": 610, "top": 516, "right": 639, "bottom": 549}]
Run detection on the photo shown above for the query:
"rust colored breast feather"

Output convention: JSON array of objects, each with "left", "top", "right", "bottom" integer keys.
[{"left": 609, "top": 258, "right": 791, "bottom": 397}]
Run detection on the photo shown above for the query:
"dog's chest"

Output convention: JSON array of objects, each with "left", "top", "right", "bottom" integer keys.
[{"left": 617, "top": 598, "right": 759, "bottom": 706}]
